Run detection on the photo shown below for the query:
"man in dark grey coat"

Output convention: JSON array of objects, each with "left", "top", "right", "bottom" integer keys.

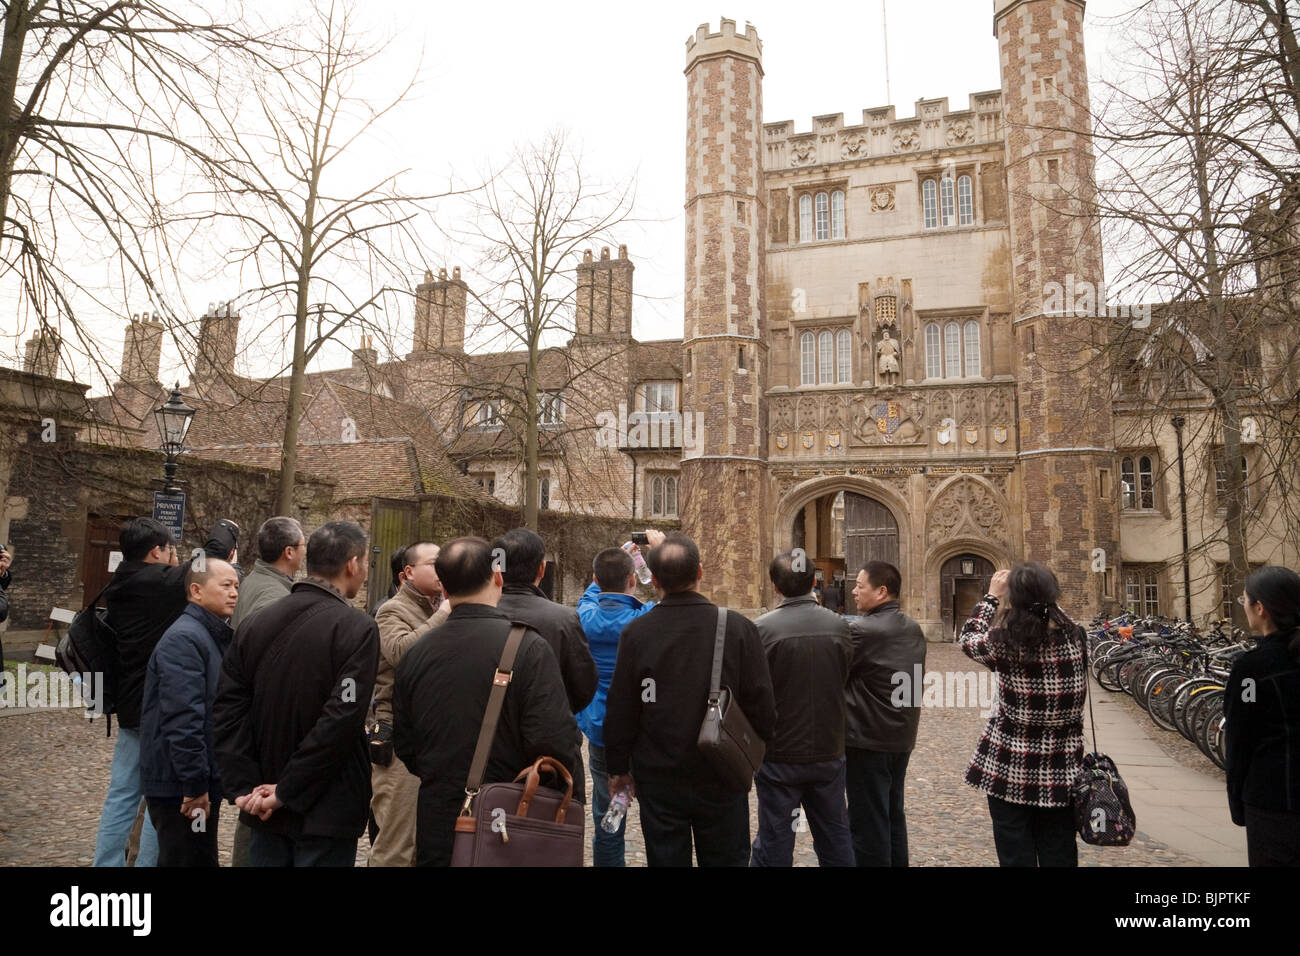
[
  {"left": 845, "top": 560, "right": 926, "bottom": 867},
  {"left": 393, "top": 536, "right": 579, "bottom": 867}
]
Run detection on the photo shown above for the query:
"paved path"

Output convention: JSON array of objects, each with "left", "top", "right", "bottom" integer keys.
[
  {"left": 1081, "top": 668, "right": 1247, "bottom": 866},
  {"left": 0, "top": 644, "right": 1238, "bottom": 866}
]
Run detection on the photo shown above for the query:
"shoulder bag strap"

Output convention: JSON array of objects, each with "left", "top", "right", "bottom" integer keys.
[
  {"left": 1078, "top": 623, "right": 1099, "bottom": 755},
  {"left": 708, "top": 607, "right": 727, "bottom": 704},
  {"left": 461, "top": 624, "right": 528, "bottom": 811}
]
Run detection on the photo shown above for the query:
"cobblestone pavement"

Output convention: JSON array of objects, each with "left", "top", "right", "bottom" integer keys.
[{"left": 0, "top": 644, "right": 1206, "bottom": 866}]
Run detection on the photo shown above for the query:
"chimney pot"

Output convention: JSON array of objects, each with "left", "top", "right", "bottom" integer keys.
[{"left": 600, "top": 246, "right": 610, "bottom": 260}]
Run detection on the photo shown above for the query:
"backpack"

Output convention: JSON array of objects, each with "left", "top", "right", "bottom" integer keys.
[{"left": 56, "top": 583, "right": 119, "bottom": 734}]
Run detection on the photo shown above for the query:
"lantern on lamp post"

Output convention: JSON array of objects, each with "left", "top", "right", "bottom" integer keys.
[{"left": 154, "top": 383, "right": 196, "bottom": 494}]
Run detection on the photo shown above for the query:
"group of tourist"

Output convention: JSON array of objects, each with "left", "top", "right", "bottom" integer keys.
[{"left": 76, "top": 510, "right": 1300, "bottom": 867}]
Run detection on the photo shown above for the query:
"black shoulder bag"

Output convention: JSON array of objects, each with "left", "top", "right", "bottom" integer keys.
[{"left": 696, "top": 607, "right": 766, "bottom": 790}]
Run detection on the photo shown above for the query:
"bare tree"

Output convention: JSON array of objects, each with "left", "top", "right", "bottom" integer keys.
[
  {"left": 199, "top": 0, "right": 457, "bottom": 513},
  {"left": 0, "top": 0, "right": 279, "bottom": 389},
  {"left": 1079, "top": 0, "right": 1300, "bottom": 622},
  {"left": 441, "top": 129, "right": 641, "bottom": 529}
]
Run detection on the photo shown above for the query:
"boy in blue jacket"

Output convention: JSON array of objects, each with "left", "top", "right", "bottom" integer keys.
[
  {"left": 140, "top": 558, "right": 239, "bottom": 866},
  {"left": 576, "top": 532, "right": 662, "bottom": 866}
]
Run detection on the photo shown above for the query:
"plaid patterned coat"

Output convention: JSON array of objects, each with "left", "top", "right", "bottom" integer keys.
[{"left": 958, "top": 596, "right": 1086, "bottom": 808}]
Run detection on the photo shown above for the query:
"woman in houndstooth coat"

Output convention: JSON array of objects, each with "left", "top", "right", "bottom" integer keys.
[{"left": 958, "top": 562, "right": 1086, "bottom": 866}]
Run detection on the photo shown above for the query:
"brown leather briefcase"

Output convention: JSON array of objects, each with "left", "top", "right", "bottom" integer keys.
[{"left": 450, "top": 625, "right": 585, "bottom": 867}]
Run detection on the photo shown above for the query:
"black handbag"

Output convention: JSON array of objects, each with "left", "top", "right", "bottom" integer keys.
[
  {"left": 696, "top": 607, "right": 765, "bottom": 790},
  {"left": 1070, "top": 625, "right": 1137, "bottom": 846}
]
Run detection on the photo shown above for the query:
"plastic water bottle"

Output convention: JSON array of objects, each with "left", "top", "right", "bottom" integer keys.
[
  {"left": 622, "top": 542, "right": 653, "bottom": 585},
  {"left": 601, "top": 791, "right": 630, "bottom": 833}
]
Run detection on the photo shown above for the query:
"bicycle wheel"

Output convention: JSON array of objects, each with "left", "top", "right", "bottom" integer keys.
[
  {"left": 1191, "top": 690, "right": 1225, "bottom": 760},
  {"left": 1146, "top": 671, "right": 1188, "bottom": 732},
  {"left": 1097, "top": 660, "right": 1127, "bottom": 692},
  {"left": 1129, "top": 659, "right": 1166, "bottom": 705},
  {"left": 1207, "top": 712, "right": 1228, "bottom": 770},
  {"left": 1172, "top": 679, "right": 1221, "bottom": 740},
  {"left": 1198, "top": 697, "right": 1227, "bottom": 769}
]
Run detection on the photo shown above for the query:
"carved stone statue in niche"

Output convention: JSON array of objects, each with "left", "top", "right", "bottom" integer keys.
[{"left": 877, "top": 331, "right": 901, "bottom": 385}]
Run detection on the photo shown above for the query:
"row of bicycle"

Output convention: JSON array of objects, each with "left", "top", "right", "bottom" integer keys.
[{"left": 1085, "top": 614, "right": 1253, "bottom": 770}]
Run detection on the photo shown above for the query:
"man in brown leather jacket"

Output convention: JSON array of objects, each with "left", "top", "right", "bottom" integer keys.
[{"left": 370, "top": 541, "right": 449, "bottom": 866}]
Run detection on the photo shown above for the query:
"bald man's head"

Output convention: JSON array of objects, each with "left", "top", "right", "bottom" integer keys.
[{"left": 187, "top": 558, "right": 240, "bottom": 619}]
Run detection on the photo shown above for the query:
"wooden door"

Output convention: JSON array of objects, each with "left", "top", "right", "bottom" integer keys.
[
  {"left": 842, "top": 493, "right": 899, "bottom": 575},
  {"left": 940, "top": 553, "right": 995, "bottom": 638},
  {"left": 81, "top": 515, "right": 124, "bottom": 608},
  {"left": 368, "top": 498, "right": 418, "bottom": 610}
]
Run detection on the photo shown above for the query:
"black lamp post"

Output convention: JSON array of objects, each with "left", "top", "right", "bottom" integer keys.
[
  {"left": 154, "top": 383, "right": 196, "bottom": 494},
  {"left": 1171, "top": 415, "right": 1193, "bottom": 621}
]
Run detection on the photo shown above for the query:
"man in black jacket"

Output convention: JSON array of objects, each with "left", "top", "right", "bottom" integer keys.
[
  {"left": 493, "top": 528, "right": 597, "bottom": 713},
  {"left": 604, "top": 532, "right": 776, "bottom": 867},
  {"left": 213, "top": 520, "right": 378, "bottom": 867},
  {"left": 750, "top": 551, "right": 854, "bottom": 867},
  {"left": 845, "top": 560, "right": 927, "bottom": 867},
  {"left": 92, "top": 516, "right": 235, "bottom": 868},
  {"left": 493, "top": 527, "right": 594, "bottom": 804},
  {"left": 392, "top": 536, "right": 579, "bottom": 867}
]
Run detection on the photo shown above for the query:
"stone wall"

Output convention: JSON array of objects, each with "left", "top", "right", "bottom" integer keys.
[{"left": 2, "top": 432, "right": 335, "bottom": 636}]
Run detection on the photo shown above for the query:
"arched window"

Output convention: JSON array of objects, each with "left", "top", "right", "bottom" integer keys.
[
  {"left": 815, "top": 192, "right": 830, "bottom": 240},
  {"left": 836, "top": 329, "right": 852, "bottom": 383},
  {"left": 1138, "top": 455, "right": 1155, "bottom": 509},
  {"left": 1121, "top": 457, "right": 1136, "bottom": 509},
  {"left": 800, "top": 331, "right": 815, "bottom": 385},
  {"left": 940, "top": 176, "right": 955, "bottom": 227},
  {"left": 925, "top": 323, "right": 942, "bottom": 378},
  {"left": 539, "top": 476, "right": 551, "bottom": 511},
  {"left": 666, "top": 477, "right": 678, "bottom": 516},
  {"left": 831, "top": 190, "right": 845, "bottom": 239},
  {"left": 818, "top": 331, "right": 834, "bottom": 384},
  {"left": 944, "top": 322, "right": 961, "bottom": 379},
  {"left": 922, "top": 179, "right": 938, "bottom": 229},
  {"left": 963, "top": 321, "right": 981, "bottom": 377},
  {"left": 650, "top": 475, "right": 678, "bottom": 517},
  {"left": 652, "top": 476, "right": 663, "bottom": 515},
  {"left": 957, "top": 175, "right": 974, "bottom": 225},
  {"left": 799, "top": 194, "right": 813, "bottom": 242}
]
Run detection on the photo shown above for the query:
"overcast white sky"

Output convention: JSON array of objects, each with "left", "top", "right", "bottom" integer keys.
[{"left": 4, "top": 0, "right": 1144, "bottom": 394}]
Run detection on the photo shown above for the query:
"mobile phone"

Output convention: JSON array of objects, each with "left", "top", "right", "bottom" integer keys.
[{"left": 631, "top": 531, "right": 650, "bottom": 546}]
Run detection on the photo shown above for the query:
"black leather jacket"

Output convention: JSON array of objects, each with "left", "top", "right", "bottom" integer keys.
[
  {"left": 754, "top": 595, "right": 853, "bottom": 764},
  {"left": 845, "top": 601, "right": 927, "bottom": 752},
  {"left": 496, "top": 583, "right": 597, "bottom": 713}
]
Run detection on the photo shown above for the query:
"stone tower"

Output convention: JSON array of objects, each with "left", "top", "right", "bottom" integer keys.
[
  {"left": 681, "top": 19, "right": 771, "bottom": 612},
  {"left": 995, "top": 0, "right": 1117, "bottom": 612},
  {"left": 195, "top": 302, "right": 240, "bottom": 381}
]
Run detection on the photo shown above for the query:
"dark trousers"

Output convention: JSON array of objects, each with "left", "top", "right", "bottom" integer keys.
[
  {"left": 986, "top": 795, "right": 1078, "bottom": 867},
  {"left": 1245, "top": 804, "right": 1300, "bottom": 866},
  {"left": 588, "top": 744, "right": 626, "bottom": 867},
  {"left": 750, "top": 758, "right": 854, "bottom": 867},
  {"left": 845, "top": 747, "right": 911, "bottom": 866},
  {"left": 231, "top": 819, "right": 252, "bottom": 867},
  {"left": 247, "top": 827, "right": 356, "bottom": 867},
  {"left": 146, "top": 798, "right": 220, "bottom": 867},
  {"left": 636, "top": 776, "right": 749, "bottom": 867}
]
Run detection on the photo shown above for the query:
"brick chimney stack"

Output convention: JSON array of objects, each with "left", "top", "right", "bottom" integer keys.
[
  {"left": 22, "top": 327, "right": 61, "bottom": 378},
  {"left": 119, "top": 312, "right": 164, "bottom": 385}
]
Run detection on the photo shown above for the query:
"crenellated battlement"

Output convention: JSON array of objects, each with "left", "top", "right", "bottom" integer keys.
[
  {"left": 762, "top": 90, "right": 1004, "bottom": 170},
  {"left": 684, "top": 17, "right": 762, "bottom": 71}
]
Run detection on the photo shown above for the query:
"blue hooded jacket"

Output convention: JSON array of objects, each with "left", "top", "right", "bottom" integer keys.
[
  {"left": 140, "top": 602, "right": 233, "bottom": 801},
  {"left": 575, "top": 581, "right": 654, "bottom": 747}
]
